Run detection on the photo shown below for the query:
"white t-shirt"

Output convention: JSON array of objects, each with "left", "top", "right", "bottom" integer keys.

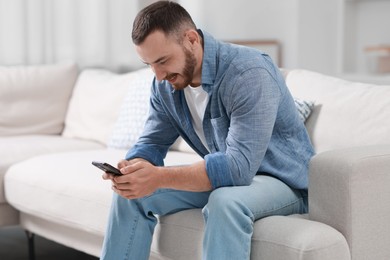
[{"left": 184, "top": 86, "right": 210, "bottom": 151}]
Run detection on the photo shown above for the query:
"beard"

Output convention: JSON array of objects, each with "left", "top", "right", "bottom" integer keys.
[{"left": 170, "top": 46, "right": 197, "bottom": 90}]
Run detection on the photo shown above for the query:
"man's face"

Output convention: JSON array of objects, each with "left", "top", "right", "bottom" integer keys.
[{"left": 136, "top": 30, "right": 197, "bottom": 90}]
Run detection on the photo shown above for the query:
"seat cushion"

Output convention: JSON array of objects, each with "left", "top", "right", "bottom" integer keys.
[
  {"left": 251, "top": 215, "right": 351, "bottom": 260},
  {"left": 4, "top": 149, "right": 201, "bottom": 236},
  {"left": 0, "top": 135, "right": 103, "bottom": 204},
  {"left": 5, "top": 149, "right": 126, "bottom": 236},
  {"left": 152, "top": 212, "right": 351, "bottom": 260}
]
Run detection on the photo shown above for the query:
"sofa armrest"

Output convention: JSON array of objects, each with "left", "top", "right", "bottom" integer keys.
[{"left": 308, "top": 145, "right": 390, "bottom": 260}]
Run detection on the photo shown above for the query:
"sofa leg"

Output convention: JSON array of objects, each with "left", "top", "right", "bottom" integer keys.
[{"left": 25, "top": 230, "right": 36, "bottom": 260}]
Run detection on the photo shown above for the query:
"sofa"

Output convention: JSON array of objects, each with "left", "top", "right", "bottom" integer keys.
[{"left": 1, "top": 62, "right": 390, "bottom": 260}]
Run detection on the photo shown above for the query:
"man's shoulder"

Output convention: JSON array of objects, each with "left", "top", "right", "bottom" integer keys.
[
  {"left": 202, "top": 30, "right": 271, "bottom": 71},
  {"left": 220, "top": 42, "right": 271, "bottom": 72},
  {"left": 202, "top": 31, "right": 281, "bottom": 90}
]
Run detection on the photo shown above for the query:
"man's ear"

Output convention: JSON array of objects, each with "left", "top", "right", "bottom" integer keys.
[{"left": 185, "top": 29, "right": 201, "bottom": 47}]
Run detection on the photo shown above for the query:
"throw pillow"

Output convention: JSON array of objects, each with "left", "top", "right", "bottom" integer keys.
[
  {"left": 287, "top": 69, "right": 390, "bottom": 153},
  {"left": 0, "top": 62, "right": 78, "bottom": 136},
  {"left": 62, "top": 69, "right": 138, "bottom": 145},
  {"left": 294, "top": 98, "right": 314, "bottom": 122},
  {"left": 107, "top": 68, "right": 154, "bottom": 149}
]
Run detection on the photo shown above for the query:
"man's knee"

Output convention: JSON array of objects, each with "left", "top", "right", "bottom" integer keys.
[{"left": 202, "top": 187, "right": 253, "bottom": 220}]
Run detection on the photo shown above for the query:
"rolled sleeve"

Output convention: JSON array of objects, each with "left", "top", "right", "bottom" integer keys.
[
  {"left": 204, "top": 152, "right": 234, "bottom": 189},
  {"left": 125, "top": 143, "right": 165, "bottom": 166}
]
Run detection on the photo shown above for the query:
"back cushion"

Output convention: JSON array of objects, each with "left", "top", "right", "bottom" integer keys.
[
  {"left": 62, "top": 69, "right": 142, "bottom": 145},
  {"left": 0, "top": 62, "right": 78, "bottom": 136},
  {"left": 107, "top": 68, "right": 155, "bottom": 149},
  {"left": 286, "top": 69, "right": 390, "bottom": 153}
]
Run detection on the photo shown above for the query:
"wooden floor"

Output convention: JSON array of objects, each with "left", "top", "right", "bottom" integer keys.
[{"left": 0, "top": 226, "right": 98, "bottom": 260}]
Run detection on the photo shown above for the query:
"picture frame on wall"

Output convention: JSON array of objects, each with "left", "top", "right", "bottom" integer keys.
[{"left": 229, "top": 40, "right": 282, "bottom": 67}]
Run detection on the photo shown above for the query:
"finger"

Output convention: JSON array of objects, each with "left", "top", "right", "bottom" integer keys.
[
  {"left": 120, "top": 163, "right": 143, "bottom": 175},
  {"left": 117, "top": 159, "right": 130, "bottom": 169},
  {"left": 112, "top": 185, "right": 135, "bottom": 199},
  {"left": 113, "top": 174, "right": 133, "bottom": 184},
  {"left": 114, "top": 182, "right": 133, "bottom": 190},
  {"left": 102, "top": 172, "right": 114, "bottom": 180}
]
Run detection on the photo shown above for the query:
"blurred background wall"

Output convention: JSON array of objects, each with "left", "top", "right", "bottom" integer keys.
[{"left": 0, "top": 0, "right": 389, "bottom": 77}]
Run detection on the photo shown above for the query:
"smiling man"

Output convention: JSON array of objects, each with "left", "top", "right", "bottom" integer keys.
[
  {"left": 100, "top": 1, "right": 315, "bottom": 260},
  {"left": 136, "top": 30, "right": 202, "bottom": 90}
]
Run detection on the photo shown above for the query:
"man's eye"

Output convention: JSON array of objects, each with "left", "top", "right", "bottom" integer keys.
[{"left": 159, "top": 60, "right": 167, "bottom": 65}]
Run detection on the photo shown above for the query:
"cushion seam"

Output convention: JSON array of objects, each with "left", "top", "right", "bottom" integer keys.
[{"left": 252, "top": 238, "right": 346, "bottom": 253}]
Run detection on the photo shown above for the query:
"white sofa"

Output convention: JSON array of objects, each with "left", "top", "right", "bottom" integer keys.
[{"left": 1, "top": 62, "right": 390, "bottom": 260}]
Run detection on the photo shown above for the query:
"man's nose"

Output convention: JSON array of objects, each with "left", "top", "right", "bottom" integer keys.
[{"left": 150, "top": 65, "right": 165, "bottom": 81}]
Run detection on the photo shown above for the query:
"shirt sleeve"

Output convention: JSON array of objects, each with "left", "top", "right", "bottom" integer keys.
[{"left": 204, "top": 67, "right": 282, "bottom": 189}]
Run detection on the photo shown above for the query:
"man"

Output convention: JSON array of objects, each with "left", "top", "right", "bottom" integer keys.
[{"left": 101, "top": 1, "right": 315, "bottom": 259}]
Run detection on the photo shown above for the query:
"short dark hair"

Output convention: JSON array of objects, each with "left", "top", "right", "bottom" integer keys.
[{"left": 132, "top": 1, "right": 196, "bottom": 45}]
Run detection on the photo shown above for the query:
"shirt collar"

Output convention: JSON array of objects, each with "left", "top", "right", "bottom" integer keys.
[{"left": 199, "top": 30, "right": 218, "bottom": 91}]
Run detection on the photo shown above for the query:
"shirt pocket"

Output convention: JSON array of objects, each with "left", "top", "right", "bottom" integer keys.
[{"left": 210, "top": 115, "right": 229, "bottom": 151}]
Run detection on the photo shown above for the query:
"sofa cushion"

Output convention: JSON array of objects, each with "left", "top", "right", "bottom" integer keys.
[
  {"left": 4, "top": 149, "right": 201, "bottom": 238},
  {"left": 0, "top": 135, "right": 104, "bottom": 204},
  {"left": 0, "top": 62, "right": 78, "bottom": 136},
  {"left": 251, "top": 215, "right": 350, "bottom": 260},
  {"left": 151, "top": 211, "right": 350, "bottom": 260},
  {"left": 4, "top": 149, "right": 123, "bottom": 237},
  {"left": 62, "top": 69, "right": 133, "bottom": 145},
  {"left": 107, "top": 68, "right": 154, "bottom": 149},
  {"left": 286, "top": 69, "right": 390, "bottom": 153}
]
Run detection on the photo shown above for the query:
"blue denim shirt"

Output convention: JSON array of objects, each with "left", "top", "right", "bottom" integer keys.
[{"left": 126, "top": 31, "right": 315, "bottom": 190}]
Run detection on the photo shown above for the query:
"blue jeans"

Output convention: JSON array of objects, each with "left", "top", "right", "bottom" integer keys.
[{"left": 100, "top": 175, "right": 308, "bottom": 260}]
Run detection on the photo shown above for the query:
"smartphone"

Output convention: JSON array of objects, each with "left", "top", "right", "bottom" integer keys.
[{"left": 92, "top": 161, "right": 122, "bottom": 176}]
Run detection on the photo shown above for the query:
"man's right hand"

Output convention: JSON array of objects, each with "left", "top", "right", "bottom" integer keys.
[{"left": 102, "top": 158, "right": 147, "bottom": 180}]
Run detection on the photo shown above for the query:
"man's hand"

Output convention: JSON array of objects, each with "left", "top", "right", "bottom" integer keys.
[
  {"left": 102, "top": 158, "right": 212, "bottom": 199},
  {"left": 103, "top": 159, "right": 161, "bottom": 199}
]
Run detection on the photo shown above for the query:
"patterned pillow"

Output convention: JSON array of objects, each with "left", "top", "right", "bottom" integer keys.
[
  {"left": 107, "top": 68, "right": 154, "bottom": 149},
  {"left": 294, "top": 98, "right": 315, "bottom": 122}
]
